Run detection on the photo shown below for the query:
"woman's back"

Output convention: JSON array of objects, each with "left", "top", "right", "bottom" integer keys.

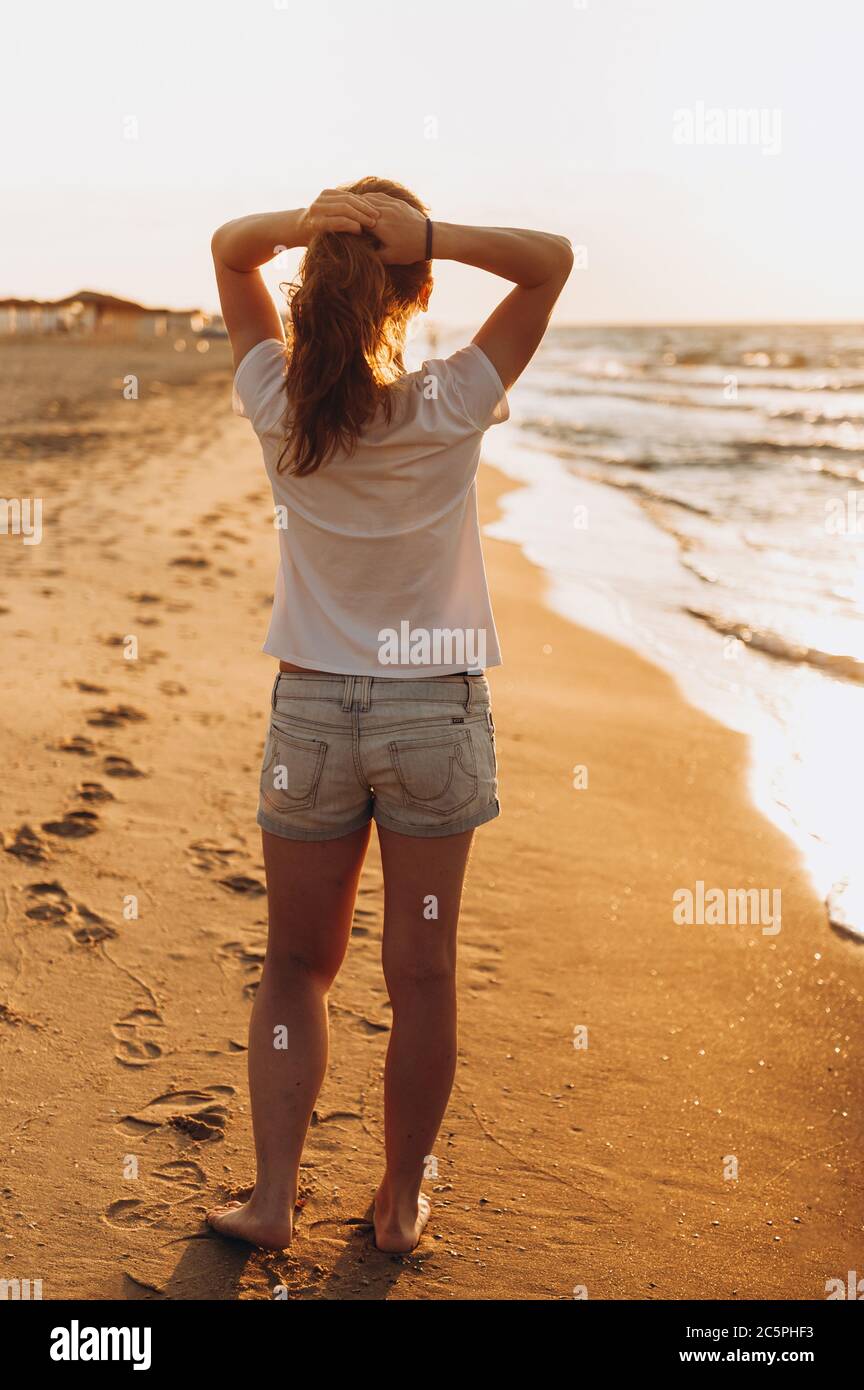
[{"left": 234, "top": 337, "right": 510, "bottom": 676}]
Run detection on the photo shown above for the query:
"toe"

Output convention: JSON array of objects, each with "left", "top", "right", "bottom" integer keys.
[{"left": 207, "top": 1201, "right": 241, "bottom": 1226}]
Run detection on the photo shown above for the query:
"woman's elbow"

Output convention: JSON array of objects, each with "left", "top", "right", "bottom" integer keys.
[
  {"left": 210, "top": 221, "right": 234, "bottom": 261},
  {"left": 551, "top": 235, "right": 575, "bottom": 278}
]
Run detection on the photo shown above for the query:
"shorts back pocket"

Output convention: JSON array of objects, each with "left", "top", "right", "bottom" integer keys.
[
  {"left": 388, "top": 731, "right": 478, "bottom": 816},
  {"left": 261, "top": 727, "right": 327, "bottom": 814}
]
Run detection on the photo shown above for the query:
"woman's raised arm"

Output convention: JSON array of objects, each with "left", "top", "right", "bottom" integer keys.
[
  {"left": 434, "top": 223, "right": 573, "bottom": 391},
  {"left": 365, "top": 193, "right": 573, "bottom": 392},
  {"left": 211, "top": 191, "right": 381, "bottom": 368}
]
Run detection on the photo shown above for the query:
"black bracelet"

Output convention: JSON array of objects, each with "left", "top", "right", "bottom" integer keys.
[{"left": 425, "top": 217, "right": 434, "bottom": 261}]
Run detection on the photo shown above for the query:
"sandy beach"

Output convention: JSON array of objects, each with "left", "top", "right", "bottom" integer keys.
[{"left": 1, "top": 340, "right": 862, "bottom": 1301}]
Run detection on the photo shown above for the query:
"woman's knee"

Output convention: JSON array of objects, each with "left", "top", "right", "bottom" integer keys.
[
  {"left": 264, "top": 944, "right": 343, "bottom": 990},
  {"left": 383, "top": 949, "right": 456, "bottom": 1001}
]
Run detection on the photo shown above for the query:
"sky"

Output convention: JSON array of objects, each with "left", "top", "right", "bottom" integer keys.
[{"left": 3, "top": 0, "right": 863, "bottom": 326}]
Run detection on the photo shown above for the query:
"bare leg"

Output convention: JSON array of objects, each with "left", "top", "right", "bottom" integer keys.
[
  {"left": 208, "top": 822, "right": 371, "bottom": 1249},
  {"left": 374, "top": 826, "right": 474, "bottom": 1253}
]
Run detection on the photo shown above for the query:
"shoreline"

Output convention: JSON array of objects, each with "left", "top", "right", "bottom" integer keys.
[
  {"left": 1, "top": 345, "right": 862, "bottom": 1299},
  {"left": 481, "top": 424, "right": 864, "bottom": 944}
]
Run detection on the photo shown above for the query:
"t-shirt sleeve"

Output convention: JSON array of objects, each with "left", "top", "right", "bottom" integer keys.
[
  {"left": 232, "top": 337, "right": 287, "bottom": 435},
  {"left": 424, "top": 343, "right": 510, "bottom": 433}
]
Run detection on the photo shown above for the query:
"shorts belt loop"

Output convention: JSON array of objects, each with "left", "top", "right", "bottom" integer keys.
[
  {"left": 271, "top": 674, "right": 281, "bottom": 710},
  {"left": 360, "top": 676, "right": 372, "bottom": 711},
  {"left": 341, "top": 675, "right": 356, "bottom": 712},
  {"left": 464, "top": 674, "right": 473, "bottom": 712}
]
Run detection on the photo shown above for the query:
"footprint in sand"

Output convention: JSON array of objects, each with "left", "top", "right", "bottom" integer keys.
[
  {"left": 0, "top": 1001, "right": 39, "bottom": 1030},
  {"left": 42, "top": 809, "right": 100, "bottom": 839},
  {"left": 73, "top": 680, "right": 108, "bottom": 695},
  {"left": 352, "top": 879, "right": 383, "bottom": 936},
  {"left": 3, "top": 824, "right": 51, "bottom": 863},
  {"left": 187, "top": 839, "right": 241, "bottom": 873},
  {"left": 54, "top": 735, "right": 97, "bottom": 757},
  {"left": 217, "top": 936, "right": 266, "bottom": 999},
  {"left": 112, "top": 1008, "right": 165, "bottom": 1068},
  {"left": 24, "top": 881, "right": 74, "bottom": 924},
  {"left": 219, "top": 874, "right": 266, "bottom": 897},
  {"left": 104, "top": 1198, "right": 172, "bottom": 1230},
  {"left": 76, "top": 781, "right": 114, "bottom": 804},
  {"left": 103, "top": 755, "right": 145, "bottom": 779},
  {"left": 460, "top": 937, "right": 503, "bottom": 990},
  {"left": 71, "top": 908, "right": 117, "bottom": 945},
  {"left": 23, "top": 882, "right": 118, "bottom": 944},
  {"left": 86, "top": 704, "right": 147, "bottom": 729},
  {"left": 119, "top": 1087, "right": 235, "bottom": 1142},
  {"left": 170, "top": 555, "right": 210, "bottom": 570},
  {"left": 151, "top": 1159, "right": 207, "bottom": 1190},
  {"left": 330, "top": 1003, "right": 390, "bottom": 1036},
  {"left": 351, "top": 906, "right": 378, "bottom": 936},
  {"left": 353, "top": 1016, "right": 390, "bottom": 1035}
]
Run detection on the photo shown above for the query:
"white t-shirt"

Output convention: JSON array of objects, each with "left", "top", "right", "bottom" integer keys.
[{"left": 233, "top": 337, "right": 509, "bottom": 677}]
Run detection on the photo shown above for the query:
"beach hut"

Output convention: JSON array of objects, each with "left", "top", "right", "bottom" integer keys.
[{"left": 0, "top": 291, "right": 208, "bottom": 340}]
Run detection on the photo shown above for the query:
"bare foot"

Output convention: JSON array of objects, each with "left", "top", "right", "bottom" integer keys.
[
  {"left": 206, "top": 1199, "right": 293, "bottom": 1251},
  {"left": 373, "top": 1190, "right": 431, "bottom": 1253}
]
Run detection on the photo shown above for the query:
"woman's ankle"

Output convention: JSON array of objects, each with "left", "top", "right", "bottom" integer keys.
[
  {"left": 248, "top": 1181, "right": 298, "bottom": 1216},
  {"left": 376, "top": 1173, "right": 422, "bottom": 1220}
]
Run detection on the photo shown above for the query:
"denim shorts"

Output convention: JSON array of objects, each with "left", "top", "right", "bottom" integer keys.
[{"left": 257, "top": 671, "right": 499, "bottom": 841}]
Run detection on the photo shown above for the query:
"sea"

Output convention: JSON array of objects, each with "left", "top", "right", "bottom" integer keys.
[{"left": 414, "top": 323, "right": 864, "bottom": 940}]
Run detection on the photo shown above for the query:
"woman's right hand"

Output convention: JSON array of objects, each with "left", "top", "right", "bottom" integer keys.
[
  {"left": 299, "top": 189, "right": 380, "bottom": 242},
  {"left": 363, "top": 193, "right": 428, "bottom": 265}
]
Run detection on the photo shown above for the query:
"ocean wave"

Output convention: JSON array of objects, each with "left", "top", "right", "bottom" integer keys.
[
  {"left": 729, "top": 438, "right": 864, "bottom": 461},
  {"left": 798, "top": 458, "right": 864, "bottom": 483},
  {"left": 769, "top": 407, "right": 864, "bottom": 428},
  {"left": 667, "top": 348, "right": 813, "bottom": 369},
  {"left": 685, "top": 608, "right": 864, "bottom": 684},
  {"left": 545, "top": 383, "right": 759, "bottom": 412},
  {"left": 519, "top": 420, "right": 673, "bottom": 470},
  {"left": 550, "top": 368, "right": 864, "bottom": 395},
  {"left": 589, "top": 473, "right": 715, "bottom": 516},
  {"left": 519, "top": 417, "right": 621, "bottom": 447},
  {"left": 680, "top": 556, "right": 721, "bottom": 584}
]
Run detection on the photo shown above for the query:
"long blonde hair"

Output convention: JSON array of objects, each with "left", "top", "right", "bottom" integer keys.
[{"left": 278, "top": 176, "right": 431, "bottom": 476}]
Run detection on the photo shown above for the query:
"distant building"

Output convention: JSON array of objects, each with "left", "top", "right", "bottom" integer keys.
[{"left": 0, "top": 290, "right": 208, "bottom": 341}]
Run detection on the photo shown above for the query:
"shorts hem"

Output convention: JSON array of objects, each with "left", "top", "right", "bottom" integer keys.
[
  {"left": 257, "top": 809, "right": 373, "bottom": 842},
  {"left": 373, "top": 798, "right": 500, "bottom": 838}
]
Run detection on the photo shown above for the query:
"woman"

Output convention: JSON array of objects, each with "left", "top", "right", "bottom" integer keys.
[{"left": 207, "top": 178, "right": 572, "bottom": 1253}]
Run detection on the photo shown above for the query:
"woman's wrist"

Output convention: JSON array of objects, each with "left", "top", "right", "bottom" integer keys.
[
  {"left": 429, "top": 221, "right": 461, "bottom": 261},
  {"left": 212, "top": 209, "right": 307, "bottom": 272},
  {"left": 427, "top": 221, "right": 573, "bottom": 287}
]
